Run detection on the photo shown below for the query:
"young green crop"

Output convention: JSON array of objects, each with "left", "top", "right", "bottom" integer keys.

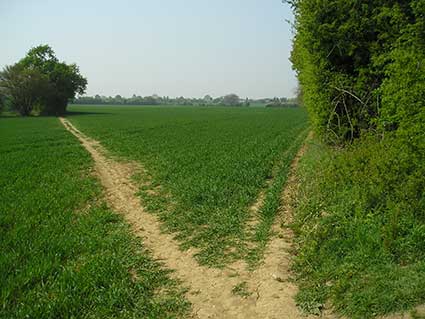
[
  {"left": 0, "top": 117, "right": 189, "bottom": 318},
  {"left": 67, "top": 105, "right": 309, "bottom": 267}
]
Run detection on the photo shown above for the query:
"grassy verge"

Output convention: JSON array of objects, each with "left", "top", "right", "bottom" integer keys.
[
  {"left": 292, "top": 135, "right": 425, "bottom": 318},
  {"left": 0, "top": 117, "right": 189, "bottom": 318}
]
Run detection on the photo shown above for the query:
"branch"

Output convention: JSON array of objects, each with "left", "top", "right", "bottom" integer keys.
[{"left": 332, "top": 86, "right": 367, "bottom": 107}]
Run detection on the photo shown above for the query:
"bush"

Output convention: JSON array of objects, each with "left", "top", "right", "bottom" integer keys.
[
  {"left": 222, "top": 94, "right": 241, "bottom": 106},
  {"left": 380, "top": 48, "right": 425, "bottom": 153}
]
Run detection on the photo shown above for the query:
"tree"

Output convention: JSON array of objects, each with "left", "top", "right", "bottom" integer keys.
[
  {"left": 203, "top": 95, "right": 213, "bottom": 103},
  {"left": 113, "top": 95, "right": 124, "bottom": 104},
  {"left": 0, "top": 64, "right": 49, "bottom": 116},
  {"left": 0, "top": 94, "right": 4, "bottom": 113},
  {"left": 0, "top": 44, "right": 87, "bottom": 116},
  {"left": 222, "top": 94, "right": 240, "bottom": 106},
  {"left": 20, "top": 45, "right": 87, "bottom": 115}
]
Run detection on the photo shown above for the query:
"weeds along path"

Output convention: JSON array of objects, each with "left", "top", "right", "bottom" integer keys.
[
  {"left": 244, "top": 129, "right": 309, "bottom": 257},
  {"left": 59, "top": 117, "right": 313, "bottom": 319}
]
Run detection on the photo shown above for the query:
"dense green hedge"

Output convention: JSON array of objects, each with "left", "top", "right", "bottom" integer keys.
[
  {"left": 289, "top": 1, "right": 425, "bottom": 316},
  {"left": 290, "top": 0, "right": 425, "bottom": 144}
]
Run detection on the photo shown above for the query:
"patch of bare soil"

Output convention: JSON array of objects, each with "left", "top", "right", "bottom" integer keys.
[
  {"left": 59, "top": 117, "right": 316, "bottom": 318},
  {"left": 380, "top": 305, "right": 425, "bottom": 319}
]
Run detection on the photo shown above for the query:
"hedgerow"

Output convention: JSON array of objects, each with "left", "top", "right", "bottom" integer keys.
[
  {"left": 289, "top": 0, "right": 425, "bottom": 316},
  {"left": 290, "top": 0, "right": 425, "bottom": 144}
]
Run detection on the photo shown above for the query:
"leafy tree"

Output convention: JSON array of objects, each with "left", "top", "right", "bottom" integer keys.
[
  {"left": 0, "top": 89, "right": 6, "bottom": 113},
  {"left": 18, "top": 45, "right": 87, "bottom": 115},
  {"left": 222, "top": 94, "right": 241, "bottom": 106},
  {"left": 114, "top": 95, "right": 123, "bottom": 103},
  {"left": 289, "top": 1, "right": 425, "bottom": 316},
  {"left": 379, "top": 0, "right": 425, "bottom": 152},
  {"left": 0, "top": 45, "right": 87, "bottom": 116},
  {"left": 203, "top": 95, "right": 213, "bottom": 104},
  {"left": 0, "top": 64, "right": 49, "bottom": 116},
  {"left": 0, "top": 95, "right": 4, "bottom": 113}
]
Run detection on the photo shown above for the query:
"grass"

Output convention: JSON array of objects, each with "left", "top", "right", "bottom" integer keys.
[
  {"left": 231, "top": 282, "right": 252, "bottom": 298},
  {"left": 292, "top": 135, "right": 425, "bottom": 318},
  {"left": 3, "top": 105, "right": 421, "bottom": 318},
  {"left": 0, "top": 117, "right": 189, "bottom": 318},
  {"left": 66, "top": 105, "right": 309, "bottom": 267}
]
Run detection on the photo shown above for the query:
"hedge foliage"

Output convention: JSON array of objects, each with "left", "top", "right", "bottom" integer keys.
[
  {"left": 290, "top": 1, "right": 425, "bottom": 316},
  {"left": 290, "top": 0, "right": 425, "bottom": 144}
]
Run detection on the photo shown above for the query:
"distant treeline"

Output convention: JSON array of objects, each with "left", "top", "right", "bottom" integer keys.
[{"left": 71, "top": 94, "right": 298, "bottom": 107}]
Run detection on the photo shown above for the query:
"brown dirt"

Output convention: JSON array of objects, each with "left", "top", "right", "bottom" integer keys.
[
  {"left": 380, "top": 305, "right": 425, "bottom": 319},
  {"left": 246, "top": 188, "right": 267, "bottom": 230},
  {"left": 59, "top": 117, "right": 318, "bottom": 318}
]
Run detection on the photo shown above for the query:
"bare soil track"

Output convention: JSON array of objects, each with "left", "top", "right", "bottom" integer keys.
[{"left": 59, "top": 117, "right": 313, "bottom": 319}]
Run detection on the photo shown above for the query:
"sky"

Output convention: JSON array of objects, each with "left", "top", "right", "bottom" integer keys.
[{"left": 0, "top": 0, "right": 297, "bottom": 99}]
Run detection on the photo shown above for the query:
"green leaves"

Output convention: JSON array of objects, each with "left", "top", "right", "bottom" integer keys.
[
  {"left": 0, "top": 44, "right": 87, "bottom": 116},
  {"left": 291, "top": 0, "right": 424, "bottom": 143},
  {"left": 0, "top": 64, "right": 50, "bottom": 116},
  {"left": 290, "top": 6, "right": 425, "bottom": 315}
]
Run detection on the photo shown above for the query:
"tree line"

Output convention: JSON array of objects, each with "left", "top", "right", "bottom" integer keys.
[
  {"left": 72, "top": 94, "right": 297, "bottom": 107},
  {"left": 72, "top": 93, "right": 246, "bottom": 106},
  {"left": 0, "top": 44, "right": 299, "bottom": 115}
]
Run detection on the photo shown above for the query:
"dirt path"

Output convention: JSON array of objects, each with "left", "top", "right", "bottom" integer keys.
[
  {"left": 245, "top": 130, "right": 309, "bottom": 244},
  {"left": 249, "top": 133, "right": 314, "bottom": 318},
  {"left": 60, "top": 117, "right": 314, "bottom": 319}
]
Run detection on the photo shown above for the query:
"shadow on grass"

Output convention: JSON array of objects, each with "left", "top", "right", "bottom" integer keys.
[
  {"left": 0, "top": 111, "right": 113, "bottom": 119},
  {"left": 65, "top": 111, "right": 112, "bottom": 117}
]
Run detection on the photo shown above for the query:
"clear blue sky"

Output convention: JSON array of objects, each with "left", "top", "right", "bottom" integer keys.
[{"left": 1, "top": 0, "right": 297, "bottom": 99}]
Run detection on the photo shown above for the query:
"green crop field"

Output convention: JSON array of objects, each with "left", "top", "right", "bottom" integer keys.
[
  {"left": 1, "top": 105, "right": 309, "bottom": 317},
  {"left": 3, "top": 1, "right": 424, "bottom": 316},
  {"left": 0, "top": 116, "right": 189, "bottom": 318},
  {"left": 66, "top": 105, "right": 309, "bottom": 267}
]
